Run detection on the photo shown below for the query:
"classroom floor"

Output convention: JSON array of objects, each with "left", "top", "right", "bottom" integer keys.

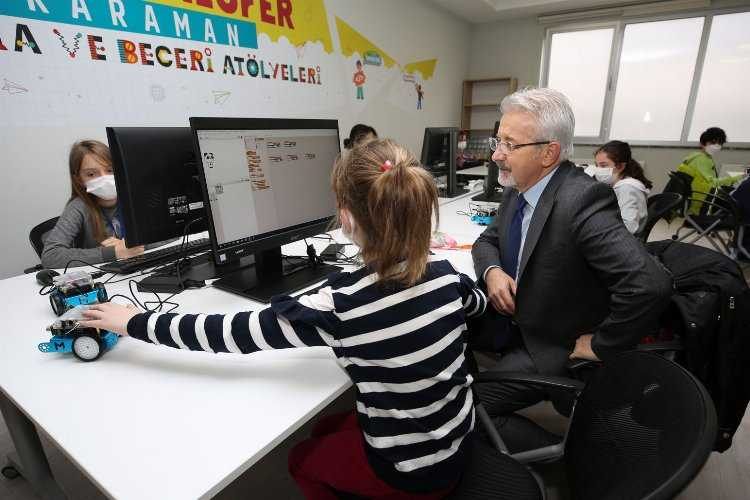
[{"left": 3, "top": 219, "right": 749, "bottom": 500}]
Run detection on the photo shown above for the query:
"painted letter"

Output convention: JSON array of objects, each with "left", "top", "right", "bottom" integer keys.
[
  {"left": 15, "top": 24, "right": 42, "bottom": 54},
  {"left": 226, "top": 23, "right": 238, "bottom": 47},
  {"left": 87, "top": 34, "right": 105, "bottom": 60},
  {"left": 174, "top": 12, "right": 191, "bottom": 39},
  {"left": 277, "top": 0, "right": 293, "bottom": 28},
  {"left": 204, "top": 18, "right": 216, "bottom": 44},
  {"left": 109, "top": 0, "right": 128, "bottom": 28},
  {"left": 72, "top": 0, "right": 92, "bottom": 22},
  {"left": 26, "top": 0, "right": 49, "bottom": 14},
  {"left": 144, "top": 5, "right": 161, "bottom": 33}
]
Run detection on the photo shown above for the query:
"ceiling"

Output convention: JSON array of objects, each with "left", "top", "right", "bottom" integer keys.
[{"left": 427, "top": 0, "right": 662, "bottom": 23}]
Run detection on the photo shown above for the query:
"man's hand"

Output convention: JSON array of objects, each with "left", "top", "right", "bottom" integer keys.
[
  {"left": 485, "top": 267, "right": 517, "bottom": 314},
  {"left": 80, "top": 303, "right": 139, "bottom": 336},
  {"left": 569, "top": 334, "right": 601, "bottom": 361}
]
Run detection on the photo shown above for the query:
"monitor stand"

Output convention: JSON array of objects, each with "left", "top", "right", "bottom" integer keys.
[
  {"left": 137, "top": 253, "right": 255, "bottom": 294},
  {"left": 179, "top": 253, "right": 254, "bottom": 282},
  {"left": 211, "top": 247, "right": 341, "bottom": 303}
]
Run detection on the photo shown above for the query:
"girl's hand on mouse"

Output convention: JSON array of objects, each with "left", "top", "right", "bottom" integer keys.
[{"left": 80, "top": 303, "right": 139, "bottom": 336}]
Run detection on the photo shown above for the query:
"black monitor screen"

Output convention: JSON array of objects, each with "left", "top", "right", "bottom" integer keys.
[
  {"left": 420, "top": 127, "right": 465, "bottom": 198},
  {"left": 106, "top": 127, "right": 207, "bottom": 247},
  {"left": 190, "top": 117, "right": 340, "bottom": 264},
  {"left": 421, "top": 128, "right": 455, "bottom": 169}
]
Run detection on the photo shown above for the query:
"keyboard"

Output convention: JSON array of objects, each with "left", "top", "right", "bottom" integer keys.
[{"left": 100, "top": 238, "right": 212, "bottom": 274}]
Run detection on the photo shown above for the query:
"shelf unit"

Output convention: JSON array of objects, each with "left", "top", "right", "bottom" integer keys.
[{"left": 461, "top": 77, "right": 518, "bottom": 131}]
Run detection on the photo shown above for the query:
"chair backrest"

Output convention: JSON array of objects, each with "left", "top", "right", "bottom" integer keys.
[
  {"left": 564, "top": 351, "right": 716, "bottom": 500},
  {"left": 704, "top": 188, "right": 741, "bottom": 219},
  {"left": 664, "top": 171, "right": 692, "bottom": 198},
  {"left": 635, "top": 193, "right": 683, "bottom": 242},
  {"left": 29, "top": 216, "right": 59, "bottom": 258}
]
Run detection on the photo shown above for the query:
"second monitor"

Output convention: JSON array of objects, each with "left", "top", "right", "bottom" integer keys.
[
  {"left": 107, "top": 126, "right": 208, "bottom": 247},
  {"left": 420, "top": 127, "right": 467, "bottom": 198},
  {"left": 191, "top": 117, "right": 342, "bottom": 302}
]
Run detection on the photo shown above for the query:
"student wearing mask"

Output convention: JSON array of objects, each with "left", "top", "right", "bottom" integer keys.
[
  {"left": 592, "top": 141, "right": 652, "bottom": 234},
  {"left": 678, "top": 127, "right": 743, "bottom": 214},
  {"left": 343, "top": 123, "right": 378, "bottom": 149},
  {"left": 41, "top": 140, "right": 144, "bottom": 269},
  {"left": 81, "top": 139, "right": 487, "bottom": 499}
]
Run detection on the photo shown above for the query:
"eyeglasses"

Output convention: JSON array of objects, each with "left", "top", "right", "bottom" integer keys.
[{"left": 489, "top": 137, "right": 551, "bottom": 155}]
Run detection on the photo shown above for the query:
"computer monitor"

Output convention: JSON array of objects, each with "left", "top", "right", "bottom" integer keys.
[
  {"left": 472, "top": 121, "right": 504, "bottom": 203},
  {"left": 106, "top": 127, "right": 208, "bottom": 247},
  {"left": 420, "top": 127, "right": 466, "bottom": 198},
  {"left": 190, "top": 117, "right": 342, "bottom": 302}
]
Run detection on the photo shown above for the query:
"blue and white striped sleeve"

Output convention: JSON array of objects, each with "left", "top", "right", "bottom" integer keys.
[
  {"left": 457, "top": 273, "right": 487, "bottom": 319},
  {"left": 125, "top": 287, "right": 339, "bottom": 353}
]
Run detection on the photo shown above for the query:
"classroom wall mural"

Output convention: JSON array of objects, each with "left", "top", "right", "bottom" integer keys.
[
  {"left": 335, "top": 15, "right": 436, "bottom": 111},
  {"left": 0, "top": 0, "right": 439, "bottom": 126},
  {"left": 0, "top": 0, "right": 469, "bottom": 280}
]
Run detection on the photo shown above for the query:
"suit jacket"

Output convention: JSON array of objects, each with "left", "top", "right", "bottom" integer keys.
[{"left": 472, "top": 161, "right": 672, "bottom": 375}]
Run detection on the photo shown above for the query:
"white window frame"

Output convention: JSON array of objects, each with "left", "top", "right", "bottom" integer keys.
[
  {"left": 540, "top": 21, "right": 621, "bottom": 143},
  {"left": 539, "top": 6, "right": 750, "bottom": 148}
]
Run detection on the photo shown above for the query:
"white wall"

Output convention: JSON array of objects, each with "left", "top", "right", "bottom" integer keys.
[
  {"left": 467, "top": 2, "right": 750, "bottom": 192},
  {"left": 0, "top": 0, "right": 470, "bottom": 279}
]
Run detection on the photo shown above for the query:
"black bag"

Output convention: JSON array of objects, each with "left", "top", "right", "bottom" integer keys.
[{"left": 647, "top": 240, "right": 750, "bottom": 451}]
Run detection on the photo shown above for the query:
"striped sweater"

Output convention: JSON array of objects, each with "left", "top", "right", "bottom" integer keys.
[{"left": 126, "top": 258, "right": 487, "bottom": 493}]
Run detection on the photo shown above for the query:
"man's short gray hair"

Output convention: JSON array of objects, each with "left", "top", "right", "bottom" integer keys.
[{"left": 500, "top": 87, "right": 575, "bottom": 161}]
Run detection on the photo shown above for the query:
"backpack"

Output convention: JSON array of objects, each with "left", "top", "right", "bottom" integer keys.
[{"left": 646, "top": 240, "right": 750, "bottom": 451}]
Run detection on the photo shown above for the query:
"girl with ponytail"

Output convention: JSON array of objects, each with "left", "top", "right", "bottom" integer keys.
[
  {"left": 593, "top": 140, "right": 652, "bottom": 234},
  {"left": 82, "top": 138, "right": 487, "bottom": 499}
]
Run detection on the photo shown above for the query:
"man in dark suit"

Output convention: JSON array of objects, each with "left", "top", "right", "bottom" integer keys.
[{"left": 471, "top": 88, "right": 672, "bottom": 414}]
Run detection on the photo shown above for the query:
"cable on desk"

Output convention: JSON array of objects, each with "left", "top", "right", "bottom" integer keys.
[
  {"left": 107, "top": 293, "right": 140, "bottom": 308},
  {"left": 127, "top": 280, "right": 180, "bottom": 314}
]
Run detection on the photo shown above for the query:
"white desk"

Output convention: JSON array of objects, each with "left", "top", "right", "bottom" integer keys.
[
  {"left": 0, "top": 195, "right": 484, "bottom": 499},
  {"left": 456, "top": 164, "right": 488, "bottom": 177}
]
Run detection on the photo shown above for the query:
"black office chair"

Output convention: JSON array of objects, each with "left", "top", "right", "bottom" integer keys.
[
  {"left": 23, "top": 216, "right": 59, "bottom": 273},
  {"left": 665, "top": 172, "right": 741, "bottom": 256},
  {"left": 732, "top": 223, "right": 750, "bottom": 261},
  {"left": 29, "top": 216, "right": 59, "bottom": 258},
  {"left": 728, "top": 193, "right": 750, "bottom": 262},
  {"left": 662, "top": 171, "right": 692, "bottom": 213},
  {"left": 453, "top": 351, "right": 717, "bottom": 500},
  {"left": 635, "top": 193, "right": 683, "bottom": 243}
]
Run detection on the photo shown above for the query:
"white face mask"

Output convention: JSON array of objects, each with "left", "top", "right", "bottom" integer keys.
[
  {"left": 457, "top": 140, "right": 468, "bottom": 150},
  {"left": 593, "top": 167, "right": 615, "bottom": 185},
  {"left": 705, "top": 144, "right": 722, "bottom": 156},
  {"left": 85, "top": 174, "right": 117, "bottom": 201},
  {"left": 497, "top": 166, "right": 517, "bottom": 188}
]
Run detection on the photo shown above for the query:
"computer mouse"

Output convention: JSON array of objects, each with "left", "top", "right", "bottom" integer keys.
[{"left": 36, "top": 269, "right": 59, "bottom": 287}]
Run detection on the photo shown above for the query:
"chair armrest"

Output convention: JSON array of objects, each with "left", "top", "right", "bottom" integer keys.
[
  {"left": 638, "top": 340, "right": 683, "bottom": 353},
  {"left": 566, "top": 341, "right": 683, "bottom": 373},
  {"left": 474, "top": 371, "right": 585, "bottom": 394},
  {"left": 567, "top": 358, "right": 601, "bottom": 372}
]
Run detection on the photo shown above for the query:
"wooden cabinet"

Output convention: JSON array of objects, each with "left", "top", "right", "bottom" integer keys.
[{"left": 461, "top": 77, "right": 518, "bottom": 131}]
